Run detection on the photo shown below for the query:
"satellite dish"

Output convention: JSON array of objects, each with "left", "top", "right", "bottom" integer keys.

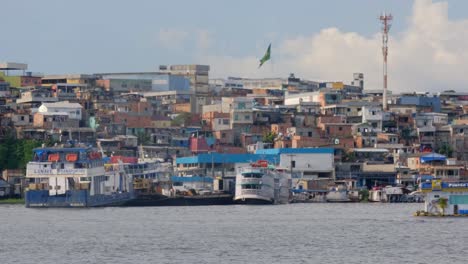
[{"left": 334, "top": 138, "right": 340, "bottom": 145}]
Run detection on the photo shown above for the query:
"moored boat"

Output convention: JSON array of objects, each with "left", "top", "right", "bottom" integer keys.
[
  {"left": 25, "top": 146, "right": 134, "bottom": 208},
  {"left": 234, "top": 160, "right": 291, "bottom": 205}
]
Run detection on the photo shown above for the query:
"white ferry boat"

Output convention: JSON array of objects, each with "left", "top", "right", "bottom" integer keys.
[
  {"left": 234, "top": 160, "right": 291, "bottom": 205},
  {"left": 25, "top": 146, "right": 134, "bottom": 207}
]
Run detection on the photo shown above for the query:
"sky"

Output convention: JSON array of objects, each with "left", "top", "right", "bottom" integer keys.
[{"left": 1, "top": 0, "right": 468, "bottom": 92}]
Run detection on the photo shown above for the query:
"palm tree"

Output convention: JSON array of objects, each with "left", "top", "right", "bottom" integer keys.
[{"left": 438, "top": 197, "right": 448, "bottom": 216}]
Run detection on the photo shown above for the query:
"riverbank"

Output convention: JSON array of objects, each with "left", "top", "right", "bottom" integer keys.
[{"left": 0, "top": 198, "right": 24, "bottom": 204}]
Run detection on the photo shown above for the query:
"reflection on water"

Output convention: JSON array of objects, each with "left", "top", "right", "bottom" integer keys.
[{"left": 0, "top": 203, "right": 467, "bottom": 264}]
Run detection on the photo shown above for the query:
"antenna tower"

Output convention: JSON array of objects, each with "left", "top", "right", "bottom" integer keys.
[{"left": 380, "top": 12, "right": 392, "bottom": 110}]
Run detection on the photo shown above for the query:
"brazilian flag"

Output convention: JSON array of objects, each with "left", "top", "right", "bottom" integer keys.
[{"left": 259, "top": 43, "right": 271, "bottom": 68}]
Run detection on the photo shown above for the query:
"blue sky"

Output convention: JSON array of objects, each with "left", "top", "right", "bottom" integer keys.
[{"left": 1, "top": 0, "right": 468, "bottom": 92}]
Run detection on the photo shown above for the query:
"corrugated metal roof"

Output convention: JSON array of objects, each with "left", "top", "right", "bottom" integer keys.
[
  {"left": 255, "top": 148, "right": 335, "bottom": 155},
  {"left": 41, "top": 101, "right": 83, "bottom": 108},
  {"left": 176, "top": 153, "right": 278, "bottom": 164}
]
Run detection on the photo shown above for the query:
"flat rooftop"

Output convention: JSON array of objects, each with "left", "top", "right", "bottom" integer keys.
[{"left": 0, "top": 62, "right": 28, "bottom": 71}]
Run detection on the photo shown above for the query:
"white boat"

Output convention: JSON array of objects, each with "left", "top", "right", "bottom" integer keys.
[
  {"left": 326, "top": 184, "right": 351, "bottom": 202},
  {"left": 368, "top": 187, "right": 387, "bottom": 202},
  {"left": 234, "top": 160, "right": 290, "bottom": 204},
  {"left": 368, "top": 186, "right": 404, "bottom": 202}
]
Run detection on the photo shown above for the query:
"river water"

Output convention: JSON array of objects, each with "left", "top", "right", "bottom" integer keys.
[{"left": 0, "top": 203, "right": 466, "bottom": 264}]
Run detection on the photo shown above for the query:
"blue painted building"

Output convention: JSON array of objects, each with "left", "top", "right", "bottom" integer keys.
[
  {"left": 397, "top": 95, "right": 441, "bottom": 112},
  {"left": 176, "top": 153, "right": 278, "bottom": 166},
  {"left": 176, "top": 148, "right": 336, "bottom": 179},
  {"left": 176, "top": 152, "right": 279, "bottom": 177},
  {"left": 151, "top": 74, "right": 190, "bottom": 92},
  {"left": 98, "top": 72, "right": 190, "bottom": 92}
]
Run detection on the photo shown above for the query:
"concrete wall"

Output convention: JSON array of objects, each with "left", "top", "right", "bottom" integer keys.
[{"left": 279, "top": 153, "right": 334, "bottom": 175}]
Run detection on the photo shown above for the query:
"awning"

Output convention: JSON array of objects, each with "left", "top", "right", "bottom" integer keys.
[{"left": 420, "top": 153, "right": 446, "bottom": 163}]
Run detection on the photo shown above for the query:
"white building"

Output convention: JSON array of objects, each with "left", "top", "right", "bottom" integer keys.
[
  {"left": 284, "top": 91, "right": 320, "bottom": 106},
  {"left": 256, "top": 148, "right": 335, "bottom": 179},
  {"left": 361, "top": 105, "right": 384, "bottom": 130},
  {"left": 221, "top": 97, "right": 254, "bottom": 128},
  {"left": 38, "top": 101, "right": 83, "bottom": 120}
]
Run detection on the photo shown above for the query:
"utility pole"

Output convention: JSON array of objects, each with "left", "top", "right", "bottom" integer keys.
[
  {"left": 286, "top": 154, "right": 296, "bottom": 178},
  {"left": 211, "top": 152, "right": 215, "bottom": 178},
  {"left": 380, "top": 12, "right": 393, "bottom": 111}
]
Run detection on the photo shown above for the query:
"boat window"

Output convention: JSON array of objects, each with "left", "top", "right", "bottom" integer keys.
[
  {"left": 242, "top": 173, "right": 263, "bottom": 178},
  {"left": 173, "top": 182, "right": 183, "bottom": 186},
  {"left": 241, "top": 184, "right": 261, "bottom": 189}
]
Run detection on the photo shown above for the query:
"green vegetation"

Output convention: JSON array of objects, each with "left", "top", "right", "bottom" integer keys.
[
  {"left": 437, "top": 144, "right": 453, "bottom": 158},
  {"left": 0, "top": 198, "right": 25, "bottom": 204},
  {"left": 0, "top": 137, "right": 42, "bottom": 171},
  {"left": 400, "top": 127, "right": 416, "bottom": 146},
  {"left": 171, "top": 112, "right": 193, "bottom": 127},
  {"left": 359, "top": 189, "right": 369, "bottom": 202},
  {"left": 342, "top": 152, "right": 356, "bottom": 162},
  {"left": 136, "top": 131, "right": 151, "bottom": 145},
  {"left": 437, "top": 197, "right": 448, "bottom": 216},
  {"left": 262, "top": 131, "right": 277, "bottom": 144}
]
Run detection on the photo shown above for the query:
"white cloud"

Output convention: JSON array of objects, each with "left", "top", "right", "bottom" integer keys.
[
  {"left": 157, "top": 28, "right": 189, "bottom": 49},
  {"left": 201, "top": 0, "right": 468, "bottom": 93}
]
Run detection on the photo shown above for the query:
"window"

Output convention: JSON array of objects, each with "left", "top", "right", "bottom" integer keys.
[
  {"left": 242, "top": 184, "right": 261, "bottom": 189},
  {"left": 242, "top": 173, "right": 262, "bottom": 178},
  {"left": 339, "top": 127, "right": 343, "bottom": 131},
  {"left": 245, "top": 115, "right": 250, "bottom": 120},
  {"left": 20, "top": 116, "right": 25, "bottom": 121},
  {"left": 222, "top": 133, "right": 226, "bottom": 138},
  {"left": 308, "top": 132, "right": 312, "bottom": 137},
  {"left": 223, "top": 119, "right": 229, "bottom": 125},
  {"left": 238, "top": 102, "right": 246, "bottom": 109},
  {"left": 291, "top": 161, "right": 296, "bottom": 168},
  {"left": 234, "top": 114, "right": 239, "bottom": 121}
]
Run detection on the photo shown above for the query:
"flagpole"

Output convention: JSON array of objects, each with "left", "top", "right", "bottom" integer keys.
[{"left": 271, "top": 49, "right": 274, "bottom": 76}]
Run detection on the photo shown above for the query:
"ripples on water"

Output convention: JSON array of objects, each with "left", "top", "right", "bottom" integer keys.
[{"left": 0, "top": 203, "right": 467, "bottom": 264}]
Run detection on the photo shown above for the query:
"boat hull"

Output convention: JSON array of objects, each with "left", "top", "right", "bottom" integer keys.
[
  {"left": 121, "top": 193, "right": 235, "bottom": 206},
  {"left": 233, "top": 196, "right": 274, "bottom": 205},
  {"left": 25, "top": 190, "right": 133, "bottom": 208}
]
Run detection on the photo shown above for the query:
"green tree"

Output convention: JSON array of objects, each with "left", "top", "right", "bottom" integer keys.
[
  {"left": 136, "top": 131, "right": 151, "bottom": 145},
  {"left": 0, "top": 137, "right": 41, "bottom": 171},
  {"left": 171, "top": 113, "right": 193, "bottom": 127},
  {"left": 438, "top": 144, "right": 453, "bottom": 158},
  {"left": 437, "top": 197, "right": 448, "bottom": 216},
  {"left": 400, "top": 127, "right": 414, "bottom": 146},
  {"left": 342, "top": 151, "right": 356, "bottom": 162},
  {"left": 262, "top": 131, "right": 277, "bottom": 144}
]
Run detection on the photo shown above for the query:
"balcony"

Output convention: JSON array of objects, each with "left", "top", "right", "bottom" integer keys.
[{"left": 420, "top": 136, "right": 435, "bottom": 143}]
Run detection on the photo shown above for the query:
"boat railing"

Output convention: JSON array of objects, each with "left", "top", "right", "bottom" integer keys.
[
  {"left": 237, "top": 167, "right": 266, "bottom": 174},
  {"left": 241, "top": 178, "right": 262, "bottom": 184},
  {"left": 241, "top": 189, "right": 263, "bottom": 196}
]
